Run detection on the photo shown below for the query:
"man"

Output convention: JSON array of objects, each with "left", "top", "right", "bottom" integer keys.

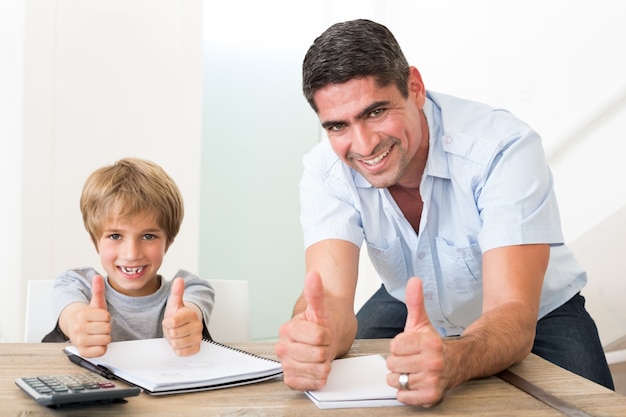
[{"left": 274, "top": 19, "right": 613, "bottom": 406}]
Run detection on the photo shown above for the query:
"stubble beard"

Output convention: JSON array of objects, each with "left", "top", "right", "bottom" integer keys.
[{"left": 352, "top": 152, "right": 409, "bottom": 189}]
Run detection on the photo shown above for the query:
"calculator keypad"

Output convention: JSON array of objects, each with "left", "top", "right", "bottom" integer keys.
[
  {"left": 15, "top": 373, "right": 141, "bottom": 407},
  {"left": 24, "top": 374, "right": 114, "bottom": 394}
]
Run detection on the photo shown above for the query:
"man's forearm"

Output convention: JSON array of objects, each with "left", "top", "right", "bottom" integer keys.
[
  {"left": 441, "top": 244, "right": 548, "bottom": 388},
  {"left": 443, "top": 301, "right": 536, "bottom": 389},
  {"left": 330, "top": 307, "right": 358, "bottom": 358},
  {"left": 444, "top": 303, "right": 536, "bottom": 388}
]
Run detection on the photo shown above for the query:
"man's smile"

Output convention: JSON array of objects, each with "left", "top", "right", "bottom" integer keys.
[{"left": 361, "top": 146, "right": 392, "bottom": 166}]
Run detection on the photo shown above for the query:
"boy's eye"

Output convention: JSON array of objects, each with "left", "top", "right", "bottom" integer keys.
[
  {"left": 143, "top": 234, "right": 156, "bottom": 240},
  {"left": 109, "top": 233, "right": 121, "bottom": 240}
]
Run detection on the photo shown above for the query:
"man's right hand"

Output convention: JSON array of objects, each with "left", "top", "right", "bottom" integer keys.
[
  {"left": 275, "top": 271, "right": 334, "bottom": 391},
  {"left": 67, "top": 274, "right": 112, "bottom": 358}
]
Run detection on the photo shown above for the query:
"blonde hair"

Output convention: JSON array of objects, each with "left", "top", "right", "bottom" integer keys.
[{"left": 80, "top": 158, "right": 184, "bottom": 249}]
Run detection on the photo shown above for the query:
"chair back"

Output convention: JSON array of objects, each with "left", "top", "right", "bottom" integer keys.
[
  {"left": 24, "top": 280, "right": 56, "bottom": 342},
  {"left": 207, "top": 279, "right": 252, "bottom": 342}
]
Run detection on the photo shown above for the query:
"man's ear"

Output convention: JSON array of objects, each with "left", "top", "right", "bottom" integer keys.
[{"left": 408, "top": 66, "right": 426, "bottom": 107}]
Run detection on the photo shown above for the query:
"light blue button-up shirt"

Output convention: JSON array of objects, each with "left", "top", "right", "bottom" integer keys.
[{"left": 300, "top": 91, "right": 586, "bottom": 336}]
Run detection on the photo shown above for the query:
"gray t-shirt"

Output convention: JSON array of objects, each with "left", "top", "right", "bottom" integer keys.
[{"left": 45, "top": 267, "right": 214, "bottom": 342}]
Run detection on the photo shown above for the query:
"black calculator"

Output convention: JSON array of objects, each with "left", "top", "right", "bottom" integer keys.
[{"left": 15, "top": 372, "right": 141, "bottom": 407}]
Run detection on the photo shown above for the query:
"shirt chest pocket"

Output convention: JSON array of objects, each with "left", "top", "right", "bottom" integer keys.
[
  {"left": 435, "top": 237, "right": 483, "bottom": 294},
  {"left": 366, "top": 237, "right": 409, "bottom": 298}
]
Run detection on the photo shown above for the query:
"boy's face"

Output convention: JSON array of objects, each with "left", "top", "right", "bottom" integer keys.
[{"left": 96, "top": 211, "right": 168, "bottom": 297}]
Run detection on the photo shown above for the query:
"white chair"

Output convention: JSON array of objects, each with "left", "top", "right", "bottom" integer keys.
[
  {"left": 24, "top": 280, "right": 57, "bottom": 342},
  {"left": 24, "top": 278, "right": 252, "bottom": 343}
]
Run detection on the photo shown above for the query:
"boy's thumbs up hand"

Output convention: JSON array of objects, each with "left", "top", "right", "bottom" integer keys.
[
  {"left": 89, "top": 274, "right": 108, "bottom": 311},
  {"left": 164, "top": 277, "right": 185, "bottom": 319},
  {"left": 66, "top": 274, "right": 111, "bottom": 358},
  {"left": 162, "top": 277, "right": 203, "bottom": 356}
]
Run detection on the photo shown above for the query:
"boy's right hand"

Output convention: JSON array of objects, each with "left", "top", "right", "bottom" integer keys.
[{"left": 67, "top": 275, "right": 112, "bottom": 358}]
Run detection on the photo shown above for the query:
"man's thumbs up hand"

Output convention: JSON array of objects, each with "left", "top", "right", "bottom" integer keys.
[
  {"left": 304, "top": 271, "right": 329, "bottom": 328},
  {"left": 386, "top": 277, "right": 447, "bottom": 407},
  {"left": 403, "top": 276, "right": 432, "bottom": 333}
]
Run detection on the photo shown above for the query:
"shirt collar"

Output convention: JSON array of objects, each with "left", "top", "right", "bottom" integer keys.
[{"left": 423, "top": 92, "right": 451, "bottom": 181}]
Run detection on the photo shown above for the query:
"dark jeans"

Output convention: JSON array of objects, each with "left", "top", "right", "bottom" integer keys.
[{"left": 356, "top": 285, "right": 615, "bottom": 390}]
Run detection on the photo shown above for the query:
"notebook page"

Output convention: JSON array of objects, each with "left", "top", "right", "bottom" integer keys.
[
  {"left": 305, "top": 354, "right": 403, "bottom": 409},
  {"left": 64, "top": 338, "right": 281, "bottom": 392}
]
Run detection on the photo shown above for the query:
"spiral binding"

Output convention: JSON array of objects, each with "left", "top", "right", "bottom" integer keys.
[{"left": 202, "top": 338, "right": 279, "bottom": 364}]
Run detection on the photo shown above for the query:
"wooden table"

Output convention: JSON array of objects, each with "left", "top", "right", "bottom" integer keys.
[{"left": 1, "top": 340, "right": 625, "bottom": 416}]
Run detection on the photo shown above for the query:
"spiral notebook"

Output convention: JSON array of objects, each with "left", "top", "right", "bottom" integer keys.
[{"left": 63, "top": 338, "right": 282, "bottom": 395}]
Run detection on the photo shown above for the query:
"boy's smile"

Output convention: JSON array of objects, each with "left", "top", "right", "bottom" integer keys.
[{"left": 96, "top": 211, "right": 167, "bottom": 297}]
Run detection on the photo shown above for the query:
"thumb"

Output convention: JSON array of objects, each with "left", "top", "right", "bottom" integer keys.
[
  {"left": 89, "top": 275, "right": 107, "bottom": 310},
  {"left": 303, "top": 271, "right": 326, "bottom": 325},
  {"left": 165, "top": 277, "right": 185, "bottom": 318},
  {"left": 404, "top": 277, "right": 431, "bottom": 332}
]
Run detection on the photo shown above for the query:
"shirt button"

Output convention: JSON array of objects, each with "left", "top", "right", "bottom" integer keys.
[
  {"left": 445, "top": 136, "right": 453, "bottom": 144},
  {"left": 418, "top": 252, "right": 426, "bottom": 260}
]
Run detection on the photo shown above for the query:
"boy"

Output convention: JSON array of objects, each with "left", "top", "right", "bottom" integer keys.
[{"left": 43, "top": 158, "right": 214, "bottom": 358}]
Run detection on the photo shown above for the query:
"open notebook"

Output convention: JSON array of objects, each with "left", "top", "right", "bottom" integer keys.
[
  {"left": 305, "top": 354, "right": 403, "bottom": 409},
  {"left": 64, "top": 338, "right": 282, "bottom": 395}
]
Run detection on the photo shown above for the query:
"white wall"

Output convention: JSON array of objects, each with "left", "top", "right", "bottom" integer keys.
[
  {"left": 570, "top": 206, "right": 626, "bottom": 347},
  {"left": 199, "top": 1, "right": 321, "bottom": 340},
  {"left": 0, "top": 0, "right": 25, "bottom": 341},
  {"left": 3, "top": 0, "right": 625, "bottom": 345},
  {"left": 1, "top": 0, "right": 203, "bottom": 342}
]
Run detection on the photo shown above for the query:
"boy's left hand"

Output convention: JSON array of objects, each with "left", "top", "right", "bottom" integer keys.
[{"left": 162, "top": 277, "right": 204, "bottom": 356}]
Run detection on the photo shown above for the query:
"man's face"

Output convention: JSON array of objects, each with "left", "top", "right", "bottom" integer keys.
[{"left": 313, "top": 70, "right": 428, "bottom": 189}]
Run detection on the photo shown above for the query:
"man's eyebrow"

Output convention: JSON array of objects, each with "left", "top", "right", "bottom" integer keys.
[
  {"left": 321, "top": 101, "right": 392, "bottom": 130},
  {"left": 321, "top": 120, "right": 341, "bottom": 130},
  {"left": 356, "top": 101, "right": 391, "bottom": 119}
]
